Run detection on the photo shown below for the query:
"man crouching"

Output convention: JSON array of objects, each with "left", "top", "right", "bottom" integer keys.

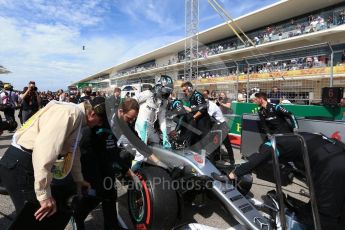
[{"left": 0, "top": 98, "right": 106, "bottom": 228}]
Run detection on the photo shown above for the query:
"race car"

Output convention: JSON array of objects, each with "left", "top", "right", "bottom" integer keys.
[{"left": 126, "top": 115, "right": 345, "bottom": 229}]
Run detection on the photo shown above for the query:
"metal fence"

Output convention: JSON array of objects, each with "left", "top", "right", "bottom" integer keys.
[{"left": 182, "top": 43, "right": 345, "bottom": 105}]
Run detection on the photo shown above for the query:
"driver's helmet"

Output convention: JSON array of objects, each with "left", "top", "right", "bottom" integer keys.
[{"left": 155, "top": 75, "right": 173, "bottom": 99}]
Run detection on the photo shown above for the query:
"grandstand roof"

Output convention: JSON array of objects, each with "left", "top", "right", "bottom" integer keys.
[{"left": 73, "top": 0, "right": 343, "bottom": 85}]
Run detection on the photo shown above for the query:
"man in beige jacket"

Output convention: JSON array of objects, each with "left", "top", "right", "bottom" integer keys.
[{"left": 0, "top": 97, "right": 105, "bottom": 227}]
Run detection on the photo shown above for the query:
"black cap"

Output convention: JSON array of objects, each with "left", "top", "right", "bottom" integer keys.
[{"left": 90, "top": 97, "right": 106, "bottom": 119}]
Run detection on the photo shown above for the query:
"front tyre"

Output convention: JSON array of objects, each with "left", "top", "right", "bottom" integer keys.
[{"left": 128, "top": 166, "right": 178, "bottom": 230}]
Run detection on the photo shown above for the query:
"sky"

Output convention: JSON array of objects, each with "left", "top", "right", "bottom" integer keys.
[{"left": 0, "top": 0, "right": 277, "bottom": 91}]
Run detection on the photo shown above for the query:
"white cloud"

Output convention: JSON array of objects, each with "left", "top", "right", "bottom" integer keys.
[
  {"left": 0, "top": 13, "right": 178, "bottom": 90},
  {"left": 115, "top": 0, "right": 178, "bottom": 28},
  {"left": 0, "top": 0, "right": 12, "bottom": 6},
  {"left": 0, "top": 0, "right": 278, "bottom": 91},
  {"left": 0, "top": 0, "right": 109, "bottom": 27},
  {"left": 0, "top": 14, "right": 128, "bottom": 90}
]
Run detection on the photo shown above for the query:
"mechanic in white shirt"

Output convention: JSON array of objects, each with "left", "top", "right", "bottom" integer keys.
[
  {"left": 203, "top": 90, "right": 235, "bottom": 164},
  {"left": 207, "top": 96, "right": 225, "bottom": 123}
]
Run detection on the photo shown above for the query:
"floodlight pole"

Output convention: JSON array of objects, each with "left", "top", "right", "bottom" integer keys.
[
  {"left": 244, "top": 59, "right": 250, "bottom": 103},
  {"left": 184, "top": 0, "right": 199, "bottom": 82},
  {"left": 234, "top": 60, "right": 239, "bottom": 100},
  {"left": 327, "top": 43, "right": 334, "bottom": 87}
]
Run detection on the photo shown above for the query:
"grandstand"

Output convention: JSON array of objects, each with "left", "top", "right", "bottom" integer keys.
[{"left": 72, "top": 0, "right": 345, "bottom": 104}]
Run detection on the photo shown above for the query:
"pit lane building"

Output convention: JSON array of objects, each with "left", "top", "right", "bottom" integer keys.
[{"left": 72, "top": 0, "right": 345, "bottom": 104}]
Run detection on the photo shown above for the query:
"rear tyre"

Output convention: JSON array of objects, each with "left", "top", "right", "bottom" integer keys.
[{"left": 128, "top": 166, "right": 178, "bottom": 229}]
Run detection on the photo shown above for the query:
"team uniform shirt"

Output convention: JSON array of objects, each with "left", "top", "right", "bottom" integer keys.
[
  {"left": 233, "top": 132, "right": 345, "bottom": 229},
  {"left": 258, "top": 102, "right": 298, "bottom": 134},
  {"left": 188, "top": 91, "right": 212, "bottom": 147},
  {"left": 190, "top": 90, "right": 208, "bottom": 116},
  {"left": 79, "top": 125, "right": 134, "bottom": 193}
]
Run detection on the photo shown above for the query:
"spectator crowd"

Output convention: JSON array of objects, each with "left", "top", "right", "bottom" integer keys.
[
  {"left": 115, "top": 6, "right": 345, "bottom": 79},
  {"left": 0, "top": 81, "right": 109, "bottom": 127}
]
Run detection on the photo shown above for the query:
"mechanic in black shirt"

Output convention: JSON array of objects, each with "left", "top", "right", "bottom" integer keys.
[
  {"left": 75, "top": 98, "right": 140, "bottom": 230},
  {"left": 180, "top": 82, "right": 212, "bottom": 148},
  {"left": 254, "top": 92, "right": 298, "bottom": 134},
  {"left": 168, "top": 99, "right": 198, "bottom": 148},
  {"left": 229, "top": 132, "right": 345, "bottom": 229}
]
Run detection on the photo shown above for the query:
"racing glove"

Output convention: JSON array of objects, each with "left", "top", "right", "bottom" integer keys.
[{"left": 162, "top": 130, "right": 172, "bottom": 149}]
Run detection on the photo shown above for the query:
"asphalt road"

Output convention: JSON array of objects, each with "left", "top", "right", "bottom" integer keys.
[{"left": 0, "top": 113, "right": 307, "bottom": 229}]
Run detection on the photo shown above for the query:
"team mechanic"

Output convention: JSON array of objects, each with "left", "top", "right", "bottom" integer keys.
[
  {"left": 203, "top": 90, "right": 235, "bottom": 165},
  {"left": 168, "top": 99, "right": 201, "bottom": 148},
  {"left": 0, "top": 99, "right": 107, "bottom": 228},
  {"left": 181, "top": 81, "right": 212, "bottom": 149},
  {"left": 229, "top": 132, "right": 345, "bottom": 229},
  {"left": 254, "top": 92, "right": 298, "bottom": 135},
  {"left": 75, "top": 98, "right": 140, "bottom": 230}
]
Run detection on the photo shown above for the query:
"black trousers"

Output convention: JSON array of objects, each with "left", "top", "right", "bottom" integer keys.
[
  {"left": 313, "top": 153, "right": 345, "bottom": 229},
  {"left": 206, "top": 122, "right": 234, "bottom": 164},
  {"left": 3, "top": 107, "right": 15, "bottom": 122},
  {"left": 190, "top": 115, "right": 212, "bottom": 149},
  {"left": 74, "top": 185, "right": 118, "bottom": 229},
  {"left": 218, "top": 122, "right": 234, "bottom": 163},
  {"left": 0, "top": 146, "right": 74, "bottom": 230}
]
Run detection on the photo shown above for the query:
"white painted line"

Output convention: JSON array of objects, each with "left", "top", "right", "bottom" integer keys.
[
  {"left": 117, "top": 202, "right": 128, "bottom": 229},
  {"left": 117, "top": 213, "right": 128, "bottom": 229}
]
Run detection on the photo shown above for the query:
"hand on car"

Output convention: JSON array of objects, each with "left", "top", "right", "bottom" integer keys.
[
  {"left": 148, "top": 154, "right": 168, "bottom": 169},
  {"left": 183, "top": 106, "right": 191, "bottom": 112},
  {"left": 228, "top": 171, "right": 237, "bottom": 180}
]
